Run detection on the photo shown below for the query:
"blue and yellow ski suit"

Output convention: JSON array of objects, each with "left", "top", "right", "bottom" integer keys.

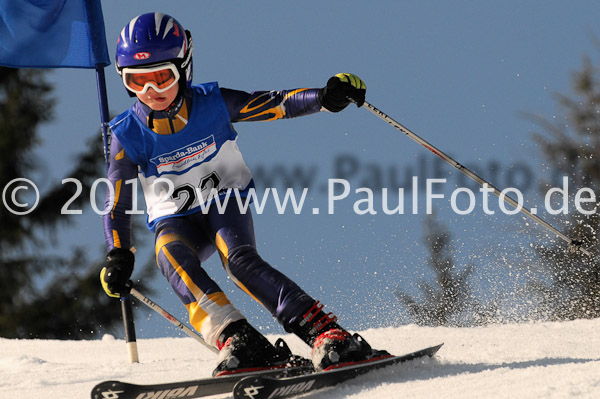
[{"left": 104, "top": 83, "right": 323, "bottom": 346}]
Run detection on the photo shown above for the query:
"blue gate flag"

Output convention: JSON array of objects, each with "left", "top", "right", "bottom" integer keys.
[{"left": 0, "top": 0, "right": 110, "bottom": 68}]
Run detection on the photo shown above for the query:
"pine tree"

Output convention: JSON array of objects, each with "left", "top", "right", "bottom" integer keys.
[
  {"left": 394, "top": 211, "right": 490, "bottom": 326},
  {"left": 528, "top": 55, "right": 600, "bottom": 320},
  {"left": 0, "top": 67, "right": 151, "bottom": 339}
]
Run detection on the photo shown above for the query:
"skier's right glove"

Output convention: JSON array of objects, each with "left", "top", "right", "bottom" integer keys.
[{"left": 100, "top": 248, "right": 134, "bottom": 298}]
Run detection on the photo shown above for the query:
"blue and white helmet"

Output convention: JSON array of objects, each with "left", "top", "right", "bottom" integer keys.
[{"left": 115, "top": 12, "right": 193, "bottom": 94}]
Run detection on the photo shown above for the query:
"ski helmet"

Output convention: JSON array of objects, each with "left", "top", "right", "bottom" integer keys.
[{"left": 115, "top": 12, "right": 193, "bottom": 96}]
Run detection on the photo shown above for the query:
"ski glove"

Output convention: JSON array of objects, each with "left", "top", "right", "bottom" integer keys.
[
  {"left": 319, "top": 73, "right": 366, "bottom": 112},
  {"left": 100, "top": 248, "right": 134, "bottom": 298}
]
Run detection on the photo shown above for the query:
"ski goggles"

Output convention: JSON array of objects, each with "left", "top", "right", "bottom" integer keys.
[{"left": 122, "top": 63, "right": 180, "bottom": 94}]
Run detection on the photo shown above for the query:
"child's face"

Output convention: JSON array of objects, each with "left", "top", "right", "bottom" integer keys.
[{"left": 136, "top": 84, "right": 179, "bottom": 111}]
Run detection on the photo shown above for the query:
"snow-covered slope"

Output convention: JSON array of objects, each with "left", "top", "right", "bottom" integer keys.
[{"left": 2, "top": 319, "right": 600, "bottom": 399}]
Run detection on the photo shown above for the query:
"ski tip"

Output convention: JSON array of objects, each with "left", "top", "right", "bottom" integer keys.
[
  {"left": 425, "top": 343, "right": 444, "bottom": 356},
  {"left": 92, "top": 380, "right": 121, "bottom": 389},
  {"left": 91, "top": 381, "right": 124, "bottom": 399}
]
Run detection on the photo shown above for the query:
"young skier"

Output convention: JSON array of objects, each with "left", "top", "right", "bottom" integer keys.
[{"left": 100, "top": 12, "right": 389, "bottom": 376}]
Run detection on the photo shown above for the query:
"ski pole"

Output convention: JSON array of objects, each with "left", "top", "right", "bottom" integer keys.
[
  {"left": 360, "top": 100, "right": 591, "bottom": 257},
  {"left": 129, "top": 287, "right": 219, "bottom": 354}
]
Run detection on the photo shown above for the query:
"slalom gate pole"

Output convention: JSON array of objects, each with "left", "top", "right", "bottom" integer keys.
[
  {"left": 95, "top": 65, "right": 140, "bottom": 363},
  {"left": 360, "top": 100, "right": 591, "bottom": 257},
  {"left": 120, "top": 297, "right": 139, "bottom": 363},
  {"left": 129, "top": 287, "right": 219, "bottom": 354}
]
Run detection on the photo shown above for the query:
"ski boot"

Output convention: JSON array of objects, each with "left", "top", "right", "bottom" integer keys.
[
  {"left": 311, "top": 328, "right": 391, "bottom": 370},
  {"left": 213, "top": 319, "right": 310, "bottom": 377},
  {"left": 287, "top": 301, "right": 391, "bottom": 371}
]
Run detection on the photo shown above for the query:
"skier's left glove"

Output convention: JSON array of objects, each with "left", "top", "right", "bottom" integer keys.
[
  {"left": 319, "top": 73, "right": 366, "bottom": 112},
  {"left": 100, "top": 248, "right": 134, "bottom": 298}
]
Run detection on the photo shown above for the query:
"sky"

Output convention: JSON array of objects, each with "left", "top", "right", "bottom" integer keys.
[{"left": 29, "top": 1, "right": 600, "bottom": 338}]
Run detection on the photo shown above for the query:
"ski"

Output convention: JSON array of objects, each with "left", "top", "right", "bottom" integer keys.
[
  {"left": 91, "top": 364, "right": 314, "bottom": 399},
  {"left": 232, "top": 343, "right": 443, "bottom": 399}
]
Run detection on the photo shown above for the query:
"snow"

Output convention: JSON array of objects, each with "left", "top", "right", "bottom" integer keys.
[{"left": 2, "top": 319, "right": 600, "bottom": 399}]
